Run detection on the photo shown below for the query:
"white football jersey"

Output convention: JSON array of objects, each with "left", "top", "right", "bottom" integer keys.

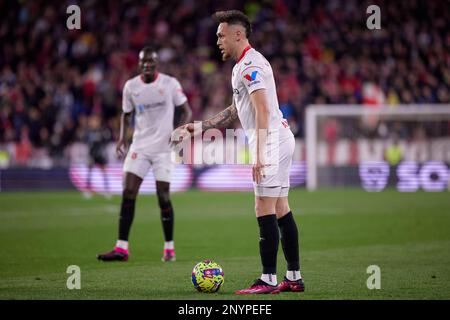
[
  {"left": 122, "top": 72, "right": 187, "bottom": 154},
  {"left": 231, "top": 46, "right": 293, "bottom": 157}
]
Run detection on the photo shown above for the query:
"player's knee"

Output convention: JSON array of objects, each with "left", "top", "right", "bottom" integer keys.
[
  {"left": 122, "top": 187, "right": 138, "bottom": 199},
  {"left": 275, "top": 202, "right": 290, "bottom": 217},
  {"left": 254, "top": 197, "right": 261, "bottom": 213},
  {"left": 255, "top": 197, "right": 275, "bottom": 216}
]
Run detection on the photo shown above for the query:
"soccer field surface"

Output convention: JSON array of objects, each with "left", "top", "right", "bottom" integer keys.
[{"left": 0, "top": 189, "right": 449, "bottom": 300}]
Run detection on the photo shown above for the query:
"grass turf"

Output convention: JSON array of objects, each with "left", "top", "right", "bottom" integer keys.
[{"left": 0, "top": 189, "right": 449, "bottom": 300}]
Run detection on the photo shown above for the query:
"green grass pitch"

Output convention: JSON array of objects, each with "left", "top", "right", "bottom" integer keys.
[{"left": 0, "top": 189, "right": 449, "bottom": 300}]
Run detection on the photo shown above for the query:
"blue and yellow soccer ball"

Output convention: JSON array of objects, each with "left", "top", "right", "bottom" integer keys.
[{"left": 191, "top": 260, "right": 224, "bottom": 293}]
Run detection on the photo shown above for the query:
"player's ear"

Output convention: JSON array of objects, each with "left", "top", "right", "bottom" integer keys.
[
  {"left": 152, "top": 52, "right": 159, "bottom": 64},
  {"left": 235, "top": 29, "right": 242, "bottom": 42}
]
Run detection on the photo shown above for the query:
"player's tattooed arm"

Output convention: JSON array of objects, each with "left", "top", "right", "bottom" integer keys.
[
  {"left": 171, "top": 102, "right": 236, "bottom": 147},
  {"left": 202, "top": 102, "right": 238, "bottom": 130}
]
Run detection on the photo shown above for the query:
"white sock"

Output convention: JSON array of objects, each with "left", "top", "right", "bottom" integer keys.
[
  {"left": 260, "top": 274, "right": 277, "bottom": 286},
  {"left": 164, "top": 241, "right": 174, "bottom": 250},
  {"left": 286, "top": 270, "right": 301, "bottom": 281},
  {"left": 115, "top": 240, "right": 128, "bottom": 251}
]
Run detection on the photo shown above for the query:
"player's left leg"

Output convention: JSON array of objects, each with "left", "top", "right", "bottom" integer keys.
[
  {"left": 155, "top": 180, "right": 176, "bottom": 262},
  {"left": 152, "top": 152, "right": 176, "bottom": 262},
  {"left": 235, "top": 195, "right": 280, "bottom": 294},
  {"left": 236, "top": 134, "right": 297, "bottom": 294}
]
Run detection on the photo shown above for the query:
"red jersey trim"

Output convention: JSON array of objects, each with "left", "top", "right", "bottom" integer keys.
[{"left": 236, "top": 45, "right": 252, "bottom": 63}]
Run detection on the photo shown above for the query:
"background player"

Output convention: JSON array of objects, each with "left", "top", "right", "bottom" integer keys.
[
  {"left": 98, "top": 46, "right": 192, "bottom": 262},
  {"left": 83, "top": 114, "right": 112, "bottom": 199},
  {"left": 173, "top": 10, "right": 304, "bottom": 294}
]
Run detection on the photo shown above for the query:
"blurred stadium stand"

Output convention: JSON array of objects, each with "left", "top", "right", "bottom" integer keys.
[{"left": 0, "top": 0, "right": 449, "bottom": 191}]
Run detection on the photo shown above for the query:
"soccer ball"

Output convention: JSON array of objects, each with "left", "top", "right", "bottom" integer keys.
[{"left": 191, "top": 260, "right": 224, "bottom": 293}]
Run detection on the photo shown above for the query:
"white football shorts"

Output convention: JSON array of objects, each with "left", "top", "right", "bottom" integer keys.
[
  {"left": 123, "top": 150, "right": 173, "bottom": 182},
  {"left": 253, "top": 135, "right": 295, "bottom": 198}
]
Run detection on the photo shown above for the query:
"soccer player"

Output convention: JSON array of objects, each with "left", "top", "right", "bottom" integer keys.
[
  {"left": 83, "top": 114, "right": 111, "bottom": 199},
  {"left": 172, "top": 10, "right": 304, "bottom": 294},
  {"left": 97, "top": 47, "right": 192, "bottom": 262}
]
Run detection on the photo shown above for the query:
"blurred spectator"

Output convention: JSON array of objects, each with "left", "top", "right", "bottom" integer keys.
[
  {"left": 384, "top": 134, "right": 403, "bottom": 166},
  {"left": 83, "top": 114, "right": 111, "bottom": 199},
  {"left": 0, "top": 0, "right": 449, "bottom": 167},
  {"left": 14, "top": 126, "right": 32, "bottom": 166}
]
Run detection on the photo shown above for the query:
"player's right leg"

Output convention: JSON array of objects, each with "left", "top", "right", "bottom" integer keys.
[
  {"left": 97, "top": 172, "right": 143, "bottom": 261},
  {"left": 236, "top": 135, "right": 297, "bottom": 294},
  {"left": 274, "top": 197, "right": 305, "bottom": 293},
  {"left": 97, "top": 151, "right": 150, "bottom": 261}
]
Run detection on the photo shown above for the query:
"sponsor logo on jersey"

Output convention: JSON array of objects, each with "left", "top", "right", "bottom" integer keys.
[
  {"left": 244, "top": 71, "right": 258, "bottom": 81},
  {"left": 244, "top": 71, "right": 261, "bottom": 87},
  {"left": 135, "top": 101, "right": 165, "bottom": 113},
  {"left": 244, "top": 61, "right": 252, "bottom": 66},
  {"left": 247, "top": 80, "right": 261, "bottom": 88},
  {"left": 136, "top": 104, "right": 145, "bottom": 113},
  {"left": 233, "top": 88, "right": 240, "bottom": 95}
]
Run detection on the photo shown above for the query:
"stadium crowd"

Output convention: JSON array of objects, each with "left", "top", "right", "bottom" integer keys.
[{"left": 0, "top": 0, "right": 449, "bottom": 167}]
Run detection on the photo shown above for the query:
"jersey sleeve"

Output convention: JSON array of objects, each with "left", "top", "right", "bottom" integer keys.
[
  {"left": 240, "top": 63, "right": 267, "bottom": 95},
  {"left": 122, "top": 81, "right": 134, "bottom": 113},
  {"left": 171, "top": 78, "right": 188, "bottom": 107}
]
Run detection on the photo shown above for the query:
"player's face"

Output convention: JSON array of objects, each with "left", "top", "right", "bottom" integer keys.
[
  {"left": 216, "top": 23, "right": 234, "bottom": 61},
  {"left": 139, "top": 51, "right": 158, "bottom": 76}
]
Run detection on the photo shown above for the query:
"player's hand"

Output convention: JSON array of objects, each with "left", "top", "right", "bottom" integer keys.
[
  {"left": 116, "top": 139, "right": 126, "bottom": 158},
  {"left": 252, "top": 160, "right": 267, "bottom": 184},
  {"left": 170, "top": 123, "right": 194, "bottom": 148},
  {"left": 183, "top": 123, "right": 195, "bottom": 133}
]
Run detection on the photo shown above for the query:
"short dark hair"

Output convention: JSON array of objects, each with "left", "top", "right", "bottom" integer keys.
[
  {"left": 140, "top": 46, "right": 157, "bottom": 55},
  {"left": 139, "top": 46, "right": 158, "bottom": 61},
  {"left": 212, "top": 10, "right": 252, "bottom": 38}
]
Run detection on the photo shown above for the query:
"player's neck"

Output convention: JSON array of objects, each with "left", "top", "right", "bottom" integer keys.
[
  {"left": 234, "top": 42, "right": 252, "bottom": 62},
  {"left": 140, "top": 72, "right": 158, "bottom": 84}
]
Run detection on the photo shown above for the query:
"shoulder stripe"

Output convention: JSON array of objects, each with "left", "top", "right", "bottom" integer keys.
[{"left": 241, "top": 65, "right": 264, "bottom": 75}]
